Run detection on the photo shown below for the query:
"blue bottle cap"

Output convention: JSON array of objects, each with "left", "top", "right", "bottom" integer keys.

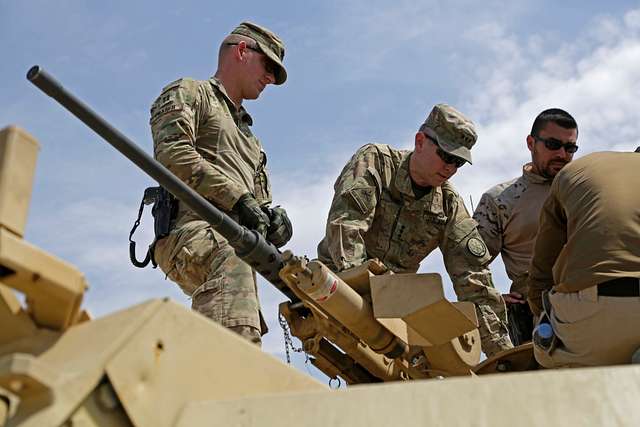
[{"left": 537, "top": 322, "right": 553, "bottom": 339}]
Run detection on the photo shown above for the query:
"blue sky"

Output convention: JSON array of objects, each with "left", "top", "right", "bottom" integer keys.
[{"left": 3, "top": 1, "right": 640, "bottom": 383}]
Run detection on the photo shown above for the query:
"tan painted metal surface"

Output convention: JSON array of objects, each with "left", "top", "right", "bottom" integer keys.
[
  {"left": 0, "top": 228, "right": 87, "bottom": 329},
  {"left": 105, "top": 301, "right": 324, "bottom": 427},
  {"left": 62, "top": 382, "right": 133, "bottom": 427},
  {"left": 0, "top": 284, "right": 37, "bottom": 346},
  {"left": 177, "top": 365, "right": 640, "bottom": 427},
  {"left": 0, "top": 126, "right": 39, "bottom": 238},
  {"left": 280, "top": 301, "right": 400, "bottom": 382},
  {"left": 0, "top": 125, "right": 87, "bottom": 331},
  {"left": 279, "top": 254, "right": 407, "bottom": 354},
  {"left": 1, "top": 300, "right": 324, "bottom": 426},
  {"left": 278, "top": 251, "right": 487, "bottom": 381},
  {"left": 336, "top": 259, "right": 387, "bottom": 295},
  {"left": 474, "top": 343, "right": 538, "bottom": 375},
  {"left": 370, "top": 273, "right": 477, "bottom": 345}
]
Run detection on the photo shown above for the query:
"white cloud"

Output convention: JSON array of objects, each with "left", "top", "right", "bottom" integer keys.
[
  {"left": 625, "top": 9, "right": 640, "bottom": 29},
  {"left": 455, "top": 8, "right": 640, "bottom": 206}
]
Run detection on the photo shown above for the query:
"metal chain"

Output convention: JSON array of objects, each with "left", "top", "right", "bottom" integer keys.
[{"left": 279, "top": 312, "right": 306, "bottom": 364}]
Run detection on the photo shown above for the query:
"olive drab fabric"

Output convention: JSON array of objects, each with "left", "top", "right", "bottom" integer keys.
[
  {"left": 317, "top": 143, "right": 512, "bottom": 356},
  {"left": 150, "top": 76, "right": 273, "bottom": 345},
  {"left": 528, "top": 152, "right": 640, "bottom": 314},
  {"left": 473, "top": 163, "right": 553, "bottom": 297},
  {"left": 528, "top": 151, "right": 640, "bottom": 367}
]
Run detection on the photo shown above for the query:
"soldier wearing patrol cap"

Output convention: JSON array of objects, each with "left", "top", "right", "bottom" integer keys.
[
  {"left": 150, "top": 22, "right": 292, "bottom": 346},
  {"left": 317, "top": 104, "right": 513, "bottom": 357}
]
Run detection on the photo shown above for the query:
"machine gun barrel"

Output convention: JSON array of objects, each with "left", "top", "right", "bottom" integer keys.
[{"left": 26, "top": 65, "right": 297, "bottom": 302}]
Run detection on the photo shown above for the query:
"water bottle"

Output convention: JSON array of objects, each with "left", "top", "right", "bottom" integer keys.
[{"left": 533, "top": 321, "right": 554, "bottom": 351}]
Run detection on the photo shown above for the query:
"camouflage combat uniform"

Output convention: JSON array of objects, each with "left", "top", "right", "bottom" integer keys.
[
  {"left": 317, "top": 143, "right": 512, "bottom": 356},
  {"left": 473, "top": 164, "right": 552, "bottom": 297},
  {"left": 150, "top": 77, "right": 271, "bottom": 345}
]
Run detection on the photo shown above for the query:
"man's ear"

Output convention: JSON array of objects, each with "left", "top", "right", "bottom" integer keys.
[
  {"left": 526, "top": 135, "right": 535, "bottom": 152},
  {"left": 233, "top": 41, "right": 248, "bottom": 61},
  {"left": 415, "top": 132, "right": 426, "bottom": 152}
]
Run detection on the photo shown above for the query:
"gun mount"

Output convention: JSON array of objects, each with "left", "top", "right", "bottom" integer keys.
[{"left": 26, "top": 65, "right": 531, "bottom": 385}]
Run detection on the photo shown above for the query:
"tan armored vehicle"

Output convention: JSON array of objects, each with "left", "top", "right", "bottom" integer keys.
[{"left": 1, "top": 68, "right": 638, "bottom": 426}]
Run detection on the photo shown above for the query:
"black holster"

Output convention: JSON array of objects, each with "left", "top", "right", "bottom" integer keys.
[
  {"left": 151, "top": 187, "right": 178, "bottom": 239},
  {"left": 129, "top": 186, "right": 178, "bottom": 268},
  {"left": 507, "top": 302, "right": 534, "bottom": 346}
]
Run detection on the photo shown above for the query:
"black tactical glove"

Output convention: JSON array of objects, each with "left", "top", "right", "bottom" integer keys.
[
  {"left": 263, "top": 206, "right": 293, "bottom": 248},
  {"left": 234, "top": 193, "right": 270, "bottom": 237}
]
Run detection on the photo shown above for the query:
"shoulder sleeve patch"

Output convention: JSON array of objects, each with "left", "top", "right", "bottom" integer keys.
[
  {"left": 160, "top": 79, "right": 183, "bottom": 93},
  {"left": 150, "top": 79, "right": 199, "bottom": 125},
  {"left": 346, "top": 185, "right": 377, "bottom": 216},
  {"left": 467, "top": 237, "right": 487, "bottom": 257}
]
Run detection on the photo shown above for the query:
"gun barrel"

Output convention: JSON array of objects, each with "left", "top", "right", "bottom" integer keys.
[{"left": 26, "top": 65, "right": 297, "bottom": 302}]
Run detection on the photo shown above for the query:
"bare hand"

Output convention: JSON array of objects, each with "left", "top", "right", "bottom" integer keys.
[{"left": 503, "top": 291, "right": 526, "bottom": 304}]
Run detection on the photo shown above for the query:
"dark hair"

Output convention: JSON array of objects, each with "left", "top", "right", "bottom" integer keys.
[{"left": 530, "top": 108, "right": 578, "bottom": 137}]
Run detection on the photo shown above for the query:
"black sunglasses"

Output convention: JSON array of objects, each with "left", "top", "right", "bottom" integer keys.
[
  {"left": 533, "top": 136, "right": 579, "bottom": 154},
  {"left": 225, "top": 42, "right": 276, "bottom": 75},
  {"left": 427, "top": 138, "right": 466, "bottom": 168}
]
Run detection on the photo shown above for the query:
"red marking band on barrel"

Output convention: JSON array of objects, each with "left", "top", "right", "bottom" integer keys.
[
  {"left": 329, "top": 280, "right": 337, "bottom": 294},
  {"left": 311, "top": 277, "right": 339, "bottom": 303},
  {"left": 316, "top": 280, "right": 337, "bottom": 302}
]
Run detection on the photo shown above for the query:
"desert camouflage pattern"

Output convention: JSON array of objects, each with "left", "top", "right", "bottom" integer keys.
[
  {"left": 317, "top": 143, "right": 512, "bottom": 356},
  {"left": 149, "top": 77, "right": 271, "bottom": 344},
  {"left": 473, "top": 163, "right": 552, "bottom": 297}
]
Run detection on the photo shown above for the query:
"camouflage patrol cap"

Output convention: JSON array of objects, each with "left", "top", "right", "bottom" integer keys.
[
  {"left": 419, "top": 104, "right": 478, "bottom": 164},
  {"left": 231, "top": 21, "right": 287, "bottom": 85}
]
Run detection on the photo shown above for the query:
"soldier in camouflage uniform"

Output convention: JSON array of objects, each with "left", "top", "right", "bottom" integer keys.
[
  {"left": 150, "top": 22, "right": 292, "bottom": 346},
  {"left": 473, "top": 109, "right": 578, "bottom": 344},
  {"left": 317, "top": 104, "right": 513, "bottom": 357}
]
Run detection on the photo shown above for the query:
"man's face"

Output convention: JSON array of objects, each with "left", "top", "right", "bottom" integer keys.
[
  {"left": 240, "top": 43, "right": 276, "bottom": 100},
  {"left": 410, "top": 132, "right": 461, "bottom": 187},
  {"left": 527, "top": 122, "right": 578, "bottom": 178}
]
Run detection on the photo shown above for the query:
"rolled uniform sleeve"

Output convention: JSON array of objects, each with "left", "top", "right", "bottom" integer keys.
[
  {"left": 441, "top": 192, "right": 511, "bottom": 354},
  {"left": 150, "top": 79, "right": 246, "bottom": 210},
  {"left": 528, "top": 184, "right": 567, "bottom": 316},
  {"left": 441, "top": 193, "right": 501, "bottom": 307},
  {"left": 473, "top": 192, "right": 503, "bottom": 261},
  {"left": 323, "top": 147, "right": 382, "bottom": 271}
]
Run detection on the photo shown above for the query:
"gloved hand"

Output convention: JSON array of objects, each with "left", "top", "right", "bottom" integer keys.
[
  {"left": 263, "top": 205, "right": 293, "bottom": 248},
  {"left": 234, "top": 193, "right": 270, "bottom": 237}
]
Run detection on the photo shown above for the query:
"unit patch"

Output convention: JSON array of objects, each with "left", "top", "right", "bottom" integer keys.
[{"left": 466, "top": 237, "right": 487, "bottom": 257}]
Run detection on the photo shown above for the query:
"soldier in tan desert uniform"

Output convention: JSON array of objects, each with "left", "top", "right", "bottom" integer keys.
[
  {"left": 529, "top": 150, "right": 640, "bottom": 367},
  {"left": 317, "top": 104, "right": 513, "bottom": 357},
  {"left": 150, "top": 22, "right": 292, "bottom": 346},
  {"left": 473, "top": 109, "right": 578, "bottom": 344}
]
